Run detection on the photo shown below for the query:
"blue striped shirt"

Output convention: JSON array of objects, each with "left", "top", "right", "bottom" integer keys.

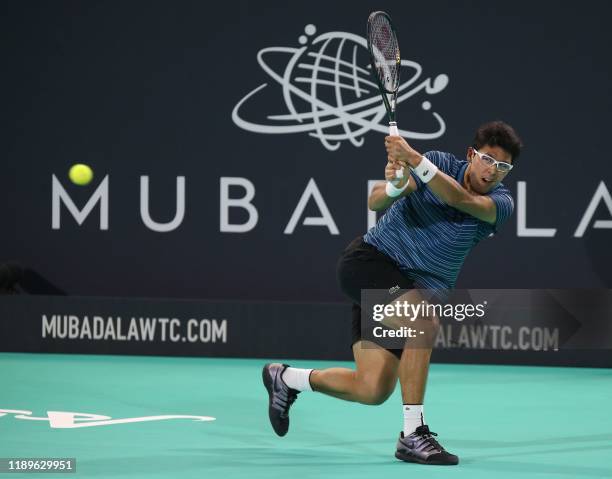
[{"left": 363, "top": 150, "right": 514, "bottom": 290}]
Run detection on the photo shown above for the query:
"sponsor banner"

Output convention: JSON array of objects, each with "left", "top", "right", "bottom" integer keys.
[
  {"left": 1, "top": 293, "right": 611, "bottom": 367},
  {"left": 2, "top": 1, "right": 611, "bottom": 303},
  {"left": 0, "top": 295, "right": 350, "bottom": 359}
]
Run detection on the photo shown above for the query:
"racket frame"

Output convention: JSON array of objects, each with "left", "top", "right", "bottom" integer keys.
[
  {"left": 366, "top": 11, "right": 401, "bottom": 123},
  {"left": 367, "top": 11, "right": 404, "bottom": 183}
]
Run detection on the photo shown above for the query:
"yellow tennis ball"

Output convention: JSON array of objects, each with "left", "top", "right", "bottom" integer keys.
[{"left": 68, "top": 164, "right": 94, "bottom": 186}]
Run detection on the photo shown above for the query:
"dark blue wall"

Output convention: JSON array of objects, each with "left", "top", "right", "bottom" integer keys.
[{"left": 3, "top": 1, "right": 611, "bottom": 301}]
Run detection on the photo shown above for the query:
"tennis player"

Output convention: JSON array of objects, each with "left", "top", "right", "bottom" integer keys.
[{"left": 263, "top": 121, "right": 522, "bottom": 466}]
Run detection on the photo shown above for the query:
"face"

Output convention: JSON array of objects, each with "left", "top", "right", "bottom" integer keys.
[{"left": 466, "top": 144, "right": 513, "bottom": 194}]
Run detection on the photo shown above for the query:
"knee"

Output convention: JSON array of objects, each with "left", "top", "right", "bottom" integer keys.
[{"left": 358, "top": 376, "right": 395, "bottom": 405}]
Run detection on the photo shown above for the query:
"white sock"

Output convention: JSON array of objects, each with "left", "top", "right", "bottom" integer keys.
[
  {"left": 281, "top": 367, "right": 313, "bottom": 392},
  {"left": 403, "top": 404, "right": 425, "bottom": 435}
]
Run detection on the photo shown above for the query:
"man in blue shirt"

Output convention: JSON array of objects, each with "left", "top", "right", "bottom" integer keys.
[{"left": 263, "top": 121, "right": 522, "bottom": 466}]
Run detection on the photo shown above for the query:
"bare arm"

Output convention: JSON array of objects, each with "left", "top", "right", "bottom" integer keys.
[{"left": 424, "top": 167, "right": 496, "bottom": 224}]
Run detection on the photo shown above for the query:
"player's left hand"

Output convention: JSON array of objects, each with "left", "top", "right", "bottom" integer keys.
[{"left": 385, "top": 136, "right": 422, "bottom": 168}]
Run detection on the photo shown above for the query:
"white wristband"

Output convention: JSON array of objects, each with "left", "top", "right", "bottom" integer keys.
[
  {"left": 412, "top": 156, "right": 438, "bottom": 183},
  {"left": 385, "top": 177, "right": 410, "bottom": 197}
]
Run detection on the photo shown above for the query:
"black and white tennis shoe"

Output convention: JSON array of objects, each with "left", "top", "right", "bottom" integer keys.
[
  {"left": 262, "top": 363, "right": 300, "bottom": 437},
  {"left": 395, "top": 425, "right": 459, "bottom": 465}
]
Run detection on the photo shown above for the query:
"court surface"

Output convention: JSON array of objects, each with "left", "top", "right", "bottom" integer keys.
[{"left": 1, "top": 352, "right": 611, "bottom": 479}]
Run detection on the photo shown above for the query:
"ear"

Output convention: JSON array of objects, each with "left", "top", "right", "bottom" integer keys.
[{"left": 466, "top": 147, "right": 473, "bottom": 162}]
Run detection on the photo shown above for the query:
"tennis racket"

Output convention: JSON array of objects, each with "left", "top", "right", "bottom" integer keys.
[{"left": 367, "top": 11, "right": 404, "bottom": 183}]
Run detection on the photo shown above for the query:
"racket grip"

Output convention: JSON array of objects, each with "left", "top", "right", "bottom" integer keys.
[
  {"left": 389, "top": 122, "right": 399, "bottom": 136},
  {"left": 388, "top": 122, "right": 404, "bottom": 183}
]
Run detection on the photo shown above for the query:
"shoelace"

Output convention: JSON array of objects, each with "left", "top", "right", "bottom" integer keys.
[
  {"left": 413, "top": 426, "right": 444, "bottom": 452},
  {"left": 275, "top": 387, "right": 299, "bottom": 418},
  {"left": 287, "top": 390, "right": 298, "bottom": 407}
]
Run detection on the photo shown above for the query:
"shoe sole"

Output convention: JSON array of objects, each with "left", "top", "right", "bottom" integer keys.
[
  {"left": 395, "top": 450, "right": 459, "bottom": 466},
  {"left": 262, "top": 363, "right": 273, "bottom": 396}
]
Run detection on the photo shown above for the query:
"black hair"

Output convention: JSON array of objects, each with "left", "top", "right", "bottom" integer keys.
[{"left": 472, "top": 121, "right": 523, "bottom": 162}]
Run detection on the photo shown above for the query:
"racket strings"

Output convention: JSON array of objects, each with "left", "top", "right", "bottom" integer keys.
[{"left": 368, "top": 15, "right": 400, "bottom": 92}]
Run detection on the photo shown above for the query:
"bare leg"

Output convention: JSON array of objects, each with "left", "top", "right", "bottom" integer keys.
[
  {"left": 309, "top": 341, "right": 399, "bottom": 405},
  {"left": 394, "top": 290, "right": 437, "bottom": 404},
  {"left": 398, "top": 347, "right": 432, "bottom": 404}
]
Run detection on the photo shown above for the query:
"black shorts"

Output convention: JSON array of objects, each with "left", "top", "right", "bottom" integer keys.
[{"left": 337, "top": 236, "right": 415, "bottom": 359}]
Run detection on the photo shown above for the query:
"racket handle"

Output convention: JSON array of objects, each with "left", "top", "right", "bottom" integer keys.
[
  {"left": 388, "top": 122, "right": 404, "bottom": 184},
  {"left": 389, "top": 122, "right": 399, "bottom": 137}
]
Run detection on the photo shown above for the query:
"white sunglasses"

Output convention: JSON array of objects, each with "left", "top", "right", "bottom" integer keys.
[{"left": 472, "top": 148, "right": 513, "bottom": 172}]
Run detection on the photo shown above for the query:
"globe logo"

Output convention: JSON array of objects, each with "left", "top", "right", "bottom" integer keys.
[{"left": 232, "top": 24, "right": 449, "bottom": 151}]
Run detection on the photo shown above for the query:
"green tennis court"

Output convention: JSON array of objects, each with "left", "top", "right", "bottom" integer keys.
[{"left": 1, "top": 353, "right": 611, "bottom": 478}]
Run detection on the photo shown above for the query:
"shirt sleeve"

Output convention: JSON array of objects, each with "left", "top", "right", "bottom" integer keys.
[
  {"left": 423, "top": 150, "right": 452, "bottom": 173},
  {"left": 412, "top": 151, "right": 454, "bottom": 188},
  {"left": 488, "top": 186, "right": 515, "bottom": 231}
]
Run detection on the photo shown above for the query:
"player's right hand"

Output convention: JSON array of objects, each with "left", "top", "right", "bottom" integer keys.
[{"left": 385, "top": 160, "right": 408, "bottom": 187}]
